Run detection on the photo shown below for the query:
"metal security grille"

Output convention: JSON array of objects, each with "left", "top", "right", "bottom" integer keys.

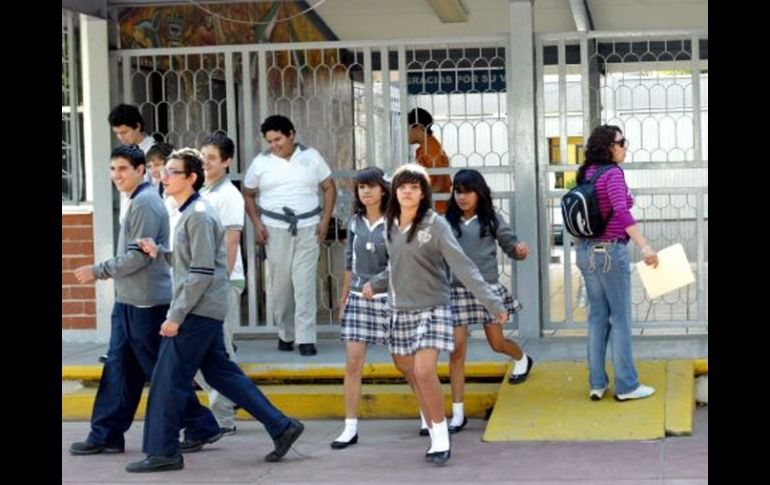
[
  {"left": 62, "top": 9, "right": 83, "bottom": 204},
  {"left": 111, "top": 36, "right": 516, "bottom": 334},
  {"left": 536, "top": 30, "right": 708, "bottom": 331}
]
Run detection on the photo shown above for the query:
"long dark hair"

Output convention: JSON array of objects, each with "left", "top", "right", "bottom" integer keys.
[
  {"left": 386, "top": 164, "right": 433, "bottom": 243},
  {"left": 577, "top": 124, "right": 622, "bottom": 183},
  {"left": 353, "top": 167, "right": 390, "bottom": 215},
  {"left": 446, "top": 168, "right": 498, "bottom": 239}
]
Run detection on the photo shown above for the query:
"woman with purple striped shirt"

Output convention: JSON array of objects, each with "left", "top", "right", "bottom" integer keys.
[{"left": 575, "top": 125, "right": 659, "bottom": 402}]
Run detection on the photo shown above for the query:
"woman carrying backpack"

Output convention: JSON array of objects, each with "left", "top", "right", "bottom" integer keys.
[{"left": 575, "top": 125, "right": 659, "bottom": 402}]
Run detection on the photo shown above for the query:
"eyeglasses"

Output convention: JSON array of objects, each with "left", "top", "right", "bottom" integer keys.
[
  {"left": 612, "top": 138, "right": 629, "bottom": 148},
  {"left": 161, "top": 168, "right": 186, "bottom": 178}
]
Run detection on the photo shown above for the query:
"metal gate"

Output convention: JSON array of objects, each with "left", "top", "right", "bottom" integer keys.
[
  {"left": 110, "top": 35, "right": 520, "bottom": 335},
  {"left": 536, "top": 30, "right": 708, "bottom": 332},
  {"left": 109, "top": 29, "right": 708, "bottom": 336}
]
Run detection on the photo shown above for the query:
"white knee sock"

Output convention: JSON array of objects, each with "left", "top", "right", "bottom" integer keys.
[
  {"left": 420, "top": 411, "right": 428, "bottom": 430},
  {"left": 450, "top": 402, "right": 465, "bottom": 427},
  {"left": 512, "top": 353, "right": 529, "bottom": 375},
  {"left": 335, "top": 418, "right": 358, "bottom": 442},
  {"left": 428, "top": 420, "right": 450, "bottom": 453}
]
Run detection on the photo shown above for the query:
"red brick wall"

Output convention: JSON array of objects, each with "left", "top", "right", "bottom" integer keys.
[{"left": 62, "top": 213, "right": 96, "bottom": 329}]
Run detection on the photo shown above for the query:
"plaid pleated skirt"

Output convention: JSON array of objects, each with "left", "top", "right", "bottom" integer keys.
[
  {"left": 388, "top": 304, "right": 455, "bottom": 355},
  {"left": 340, "top": 292, "right": 390, "bottom": 345},
  {"left": 450, "top": 283, "right": 523, "bottom": 327}
]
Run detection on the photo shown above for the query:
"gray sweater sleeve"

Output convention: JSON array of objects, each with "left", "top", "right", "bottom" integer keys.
[
  {"left": 435, "top": 219, "right": 505, "bottom": 315},
  {"left": 167, "top": 212, "right": 217, "bottom": 324},
  {"left": 344, "top": 218, "right": 355, "bottom": 271},
  {"left": 367, "top": 265, "right": 389, "bottom": 290},
  {"left": 494, "top": 212, "right": 519, "bottom": 257},
  {"left": 93, "top": 201, "right": 157, "bottom": 280}
]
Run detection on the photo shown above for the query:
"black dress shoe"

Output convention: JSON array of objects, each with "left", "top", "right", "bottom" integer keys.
[
  {"left": 508, "top": 356, "right": 534, "bottom": 384},
  {"left": 426, "top": 448, "right": 451, "bottom": 465},
  {"left": 419, "top": 427, "right": 429, "bottom": 436},
  {"left": 179, "top": 430, "right": 224, "bottom": 453},
  {"left": 330, "top": 434, "right": 358, "bottom": 449},
  {"left": 126, "top": 454, "right": 183, "bottom": 473},
  {"left": 299, "top": 343, "right": 317, "bottom": 356},
  {"left": 69, "top": 440, "right": 124, "bottom": 455},
  {"left": 278, "top": 339, "right": 294, "bottom": 351},
  {"left": 448, "top": 417, "right": 468, "bottom": 434},
  {"left": 265, "top": 418, "right": 304, "bottom": 462}
]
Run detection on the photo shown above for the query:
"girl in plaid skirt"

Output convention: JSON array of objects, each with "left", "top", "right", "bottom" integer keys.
[
  {"left": 445, "top": 169, "right": 532, "bottom": 434},
  {"left": 365, "top": 164, "right": 507, "bottom": 466},
  {"left": 331, "top": 168, "right": 391, "bottom": 450}
]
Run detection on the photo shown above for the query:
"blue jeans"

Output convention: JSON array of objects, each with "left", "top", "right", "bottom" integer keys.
[{"left": 576, "top": 240, "right": 640, "bottom": 395}]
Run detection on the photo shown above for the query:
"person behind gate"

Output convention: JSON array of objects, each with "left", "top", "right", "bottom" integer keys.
[{"left": 242, "top": 115, "right": 337, "bottom": 357}]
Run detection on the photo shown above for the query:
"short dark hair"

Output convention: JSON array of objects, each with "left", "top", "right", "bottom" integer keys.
[
  {"left": 407, "top": 108, "right": 434, "bottom": 135},
  {"left": 202, "top": 131, "right": 236, "bottom": 161},
  {"left": 169, "top": 148, "right": 205, "bottom": 192},
  {"left": 146, "top": 142, "right": 175, "bottom": 162},
  {"left": 111, "top": 144, "right": 145, "bottom": 168},
  {"left": 260, "top": 115, "right": 295, "bottom": 137},
  {"left": 108, "top": 104, "right": 145, "bottom": 131}
]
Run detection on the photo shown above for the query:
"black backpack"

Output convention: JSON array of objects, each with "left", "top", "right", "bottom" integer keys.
[{"left": 560, "top": 164, "right": 619, "bottom": 239}]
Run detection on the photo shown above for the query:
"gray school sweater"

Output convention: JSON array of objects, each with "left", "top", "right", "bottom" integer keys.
[
  {"left": 369, "top": 211, "right": 505, "bottom": 314},
  {"left": 450, "top": 212, "right": 519, "bottom": 287},
  {"left": 160, "top": 193, "right": 229, "bottom": 324},
  {"left": 92, "top": 182, "right": 172, "bottom": 307},
  {"left": 344, "top": 214, "right": 389, "bottom": 293}
]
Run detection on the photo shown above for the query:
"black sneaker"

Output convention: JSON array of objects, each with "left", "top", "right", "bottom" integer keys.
[
  {"left": 179, "top": 430, "right": 224, "bottom": 453},
  {"left": 126, "top": 454, "right": 183, "bottom": 473},
  {"left": 69, "top": 440, "right": 124, "bottom": 455},
  {"left": 277, "top": 339, "right": 294, "bottom": 351},
  {"left": 298, "top": 343, "right": 317, "bottom": 356},
  {"left": 265, "top": 418, "right": 304, "bottom": 462},
  {"left": 220, "top": 426, "right": 237, "bottom": 436}
]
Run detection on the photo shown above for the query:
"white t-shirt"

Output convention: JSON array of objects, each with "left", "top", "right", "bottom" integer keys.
[
  {"left": 243, "top": 145, "right": 332, "bottom": 230},
  {"left": 200, "top": 177, "right": 245, "bottom": 282}
]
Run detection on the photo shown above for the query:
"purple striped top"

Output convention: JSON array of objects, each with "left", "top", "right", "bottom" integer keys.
[{"left": 584, "top": 164, "right": 635, "bottom": 241}]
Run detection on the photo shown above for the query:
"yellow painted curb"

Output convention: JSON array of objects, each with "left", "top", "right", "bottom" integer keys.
[
  {"left": 62, "top": 383, "right": 499, "bottom": 421},
  {"left": 694, "top": 359, "right": 708, "bottom": 376},
  {"left": 63, "top": 360, "right": 707, "bottom": 382},
  {"left": 665, "top": 360, "right": 695, "bottom": 436},
  {"left": 62, "top": 362, "right": 509, "bottom": 382}
]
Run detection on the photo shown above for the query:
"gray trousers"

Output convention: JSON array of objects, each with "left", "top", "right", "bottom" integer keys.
[
  {"left": 193, "top": 283, "right": 242, "bottom": 428},
  {"left": 265, "top": 224, "right": 319, "bottom": 344}
]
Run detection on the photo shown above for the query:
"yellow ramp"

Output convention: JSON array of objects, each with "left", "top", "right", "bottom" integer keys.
[
  {"left": 483, "top": 360, "right": 666, "bottom": 441},
  {"left": 665, "top": 360, "right": 695, "bottom": 436}
]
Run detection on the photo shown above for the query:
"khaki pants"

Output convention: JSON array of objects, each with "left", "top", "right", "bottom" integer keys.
[{"left": 264, "top": 224, "right": 319, "bottom": 344}]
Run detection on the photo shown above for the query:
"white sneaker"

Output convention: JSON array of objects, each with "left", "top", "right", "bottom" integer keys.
[
  {"left": 615, "top": 384, "right": 655, "bottom": 401},
  {"left": 589, "top": 387, "right": 607, "bottom": 401}
]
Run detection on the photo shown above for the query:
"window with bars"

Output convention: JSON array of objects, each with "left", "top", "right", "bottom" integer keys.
[{"left": 62, "top": 9, "right": 85, "bottom": 204}]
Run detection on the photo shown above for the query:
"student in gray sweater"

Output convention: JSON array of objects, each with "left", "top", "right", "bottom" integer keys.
[
  {"left": 331, "top": 168, "right": 394, "bottom": 450},
  {"left": 445, "top": 169, "right": 532, "bottom": 434},
  {"left": 127, "top": 149, "right": 304, "bottom": 473},
  {"left": 69, "top": 145, "right": 220, "bottom": 457},
  {"left": 366, "top": 164, "right": 507, "bottom": 466}
]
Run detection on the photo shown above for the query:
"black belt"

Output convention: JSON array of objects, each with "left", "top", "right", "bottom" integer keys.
[{"left": 259, "top": 206, "right": 322, "bottom": 236}]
